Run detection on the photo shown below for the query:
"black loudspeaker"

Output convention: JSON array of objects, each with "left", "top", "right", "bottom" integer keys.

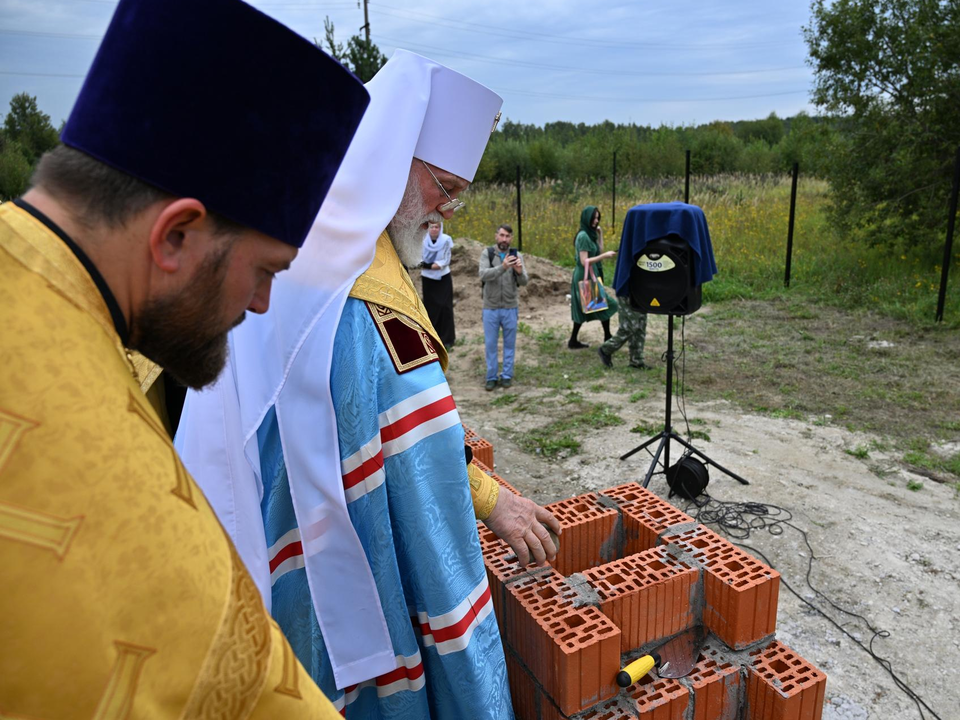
[{"left": 628, "top": 235, "right": 702, "bottom": 316}]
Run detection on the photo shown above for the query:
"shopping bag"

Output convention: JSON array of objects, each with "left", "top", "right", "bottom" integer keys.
[{"left": 578, "top": 263, "right": 609, "bottom": 314}]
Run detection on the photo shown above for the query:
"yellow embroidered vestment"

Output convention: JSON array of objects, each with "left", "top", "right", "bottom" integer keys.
[{"left": 0, "top": 202, "right": 340, "bottom": 719}]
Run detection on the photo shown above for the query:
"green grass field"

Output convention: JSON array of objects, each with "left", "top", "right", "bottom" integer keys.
[{"left": 445, "top": 175, "right": 960, "bottom": 327}]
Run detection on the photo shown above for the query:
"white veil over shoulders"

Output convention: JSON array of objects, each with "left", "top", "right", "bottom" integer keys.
[{"left": 176, "top": 49, "right": 501, "bottom": 689}]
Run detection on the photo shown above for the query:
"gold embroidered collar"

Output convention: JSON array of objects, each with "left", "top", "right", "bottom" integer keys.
[{"left": 349, "top": 231, "right": 448, "bottom": 371}]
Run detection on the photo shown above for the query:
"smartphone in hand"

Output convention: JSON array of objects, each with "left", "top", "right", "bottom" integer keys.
[{"left": 507, "top": 248, "right": 518, "bottom": 258}]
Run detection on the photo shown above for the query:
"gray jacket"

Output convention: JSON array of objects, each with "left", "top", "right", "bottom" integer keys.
[{"left": 479, "top": 246, "right": 529, "bottom": 310}]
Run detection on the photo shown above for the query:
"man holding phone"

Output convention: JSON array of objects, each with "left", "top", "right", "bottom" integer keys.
[{"left": 479, "top": 223, "right": 528, "bottom": 390}]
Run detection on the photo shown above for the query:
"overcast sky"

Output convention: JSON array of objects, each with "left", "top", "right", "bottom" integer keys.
[{"left": 0, "top": 0, "right": 818, "bottom": 129}]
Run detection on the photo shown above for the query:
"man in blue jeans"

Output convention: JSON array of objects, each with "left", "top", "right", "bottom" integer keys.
[{"left": 479, "top": 223, "right": 529, "bottom": 390}]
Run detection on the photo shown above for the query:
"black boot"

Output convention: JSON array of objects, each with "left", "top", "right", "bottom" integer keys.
[{"left": 568, "top": 323, "right": 589, "bottom": 349}]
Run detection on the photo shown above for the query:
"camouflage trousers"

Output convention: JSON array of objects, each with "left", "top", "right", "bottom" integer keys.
[{"left": 600, "top": 298, "right": 647, "bottom": 367}]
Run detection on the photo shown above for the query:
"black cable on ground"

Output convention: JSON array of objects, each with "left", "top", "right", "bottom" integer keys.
[{"left": 681, "top": 493, "right": 943, "bottom": 720}]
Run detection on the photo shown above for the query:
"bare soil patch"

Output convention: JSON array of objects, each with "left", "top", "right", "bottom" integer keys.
[{"left": 413, "top": 238, "right": 960, "bottom": 719}]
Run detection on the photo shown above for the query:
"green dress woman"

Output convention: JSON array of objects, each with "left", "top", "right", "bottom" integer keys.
[{"left": 569, "top": 205, "right": 618, "bottom": 349}]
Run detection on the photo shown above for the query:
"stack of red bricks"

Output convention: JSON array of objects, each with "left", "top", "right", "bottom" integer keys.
[
  {"left": 464, "top": 426, "right": 827, "bottom": 720},
  {"left": 464, "top": 425, "right": 495, "bottom": 469}
]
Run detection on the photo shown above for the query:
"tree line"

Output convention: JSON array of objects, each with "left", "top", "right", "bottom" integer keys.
[
  {"left": 0, "top": 97, "right": 830, "bottom": 202},
  {"left": 472, "top": 113, "right": 831, "bottom": 185}
]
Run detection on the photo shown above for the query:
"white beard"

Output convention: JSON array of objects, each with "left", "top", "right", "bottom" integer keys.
[{"left": 387, "top": 174, "right": 442, "bottom": 268}]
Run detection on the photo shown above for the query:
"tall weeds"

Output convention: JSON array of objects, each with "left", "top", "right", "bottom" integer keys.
[{"left": 446, "top": 175, "right": 958, "bottom": 326}]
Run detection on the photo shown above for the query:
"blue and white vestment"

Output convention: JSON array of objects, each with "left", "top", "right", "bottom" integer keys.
[{"left": 258, "top": 291, "right": 512, "bottom": 719}]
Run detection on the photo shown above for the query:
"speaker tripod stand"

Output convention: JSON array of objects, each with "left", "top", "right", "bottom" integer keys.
[{"left": 620, "top": 314, "right": 750, "bottom": 490}]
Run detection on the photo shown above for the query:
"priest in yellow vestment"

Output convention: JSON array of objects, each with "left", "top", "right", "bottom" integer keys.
[{"left": 0, "top": 0, "right": 370, "bottom": 717}]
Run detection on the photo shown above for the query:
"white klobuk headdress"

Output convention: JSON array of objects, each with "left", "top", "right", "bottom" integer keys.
[{"left": 176, "top": 50, "right": 502, "bottom": 689}]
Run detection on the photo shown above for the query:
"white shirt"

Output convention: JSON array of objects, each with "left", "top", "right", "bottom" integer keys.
[{"left": 421, "top": 232, "right": 453, "bottom": 280}]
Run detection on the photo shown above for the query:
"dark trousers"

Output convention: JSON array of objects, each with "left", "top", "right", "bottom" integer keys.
[{"left": 422, "top": 274, "right": 456, "bottom": 349}]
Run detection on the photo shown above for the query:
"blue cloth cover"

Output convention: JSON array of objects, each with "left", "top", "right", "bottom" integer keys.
[
  {"left": 61, "top": 0, "right": 369, "bottom": 248},
  {"left": 613, "top": 202, "right": 718, "bottom": 295}
]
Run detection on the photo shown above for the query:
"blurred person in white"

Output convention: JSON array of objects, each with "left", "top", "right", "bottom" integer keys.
[{"left": 420, "top": 220, "right": 455, "bottom": 349}]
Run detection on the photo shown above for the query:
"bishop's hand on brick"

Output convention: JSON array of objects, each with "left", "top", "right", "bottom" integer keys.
[{"left": 484, "top": 489, "right": 562, "bottom": 566}]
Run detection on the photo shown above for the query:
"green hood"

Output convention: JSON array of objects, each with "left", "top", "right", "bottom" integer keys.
[{"left": 579, "top": 205, "right": 599, "bottom": 244}]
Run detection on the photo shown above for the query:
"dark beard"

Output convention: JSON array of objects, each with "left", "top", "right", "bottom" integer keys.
[{"left": 131, "top": 242, "right": 242, "bottom": 390}]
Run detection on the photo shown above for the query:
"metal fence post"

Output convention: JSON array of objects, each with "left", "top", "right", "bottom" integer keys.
[
  {"left": 515, "top": 164, "right": 522, "bottom": 252},
  {"left": 684, "top": 150, "right": 691, "bottom": 204},
  {"left": 784, "top": 162, "right": 799, "bottom": 288},
  {"left": 936, "top": 147, "right": 960, "bottom": 322},
  {"left": 612, "top": 150, "right": 617, "bottom": 234}
]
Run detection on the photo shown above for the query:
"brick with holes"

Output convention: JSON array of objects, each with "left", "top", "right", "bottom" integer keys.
[
  {"left": 472, "top": 456, "right": 522, "bottom": 496},
  {"left": 629, "top": 674, "right": 689, "bottom": 719},
  {"left": 578, "top": 697, "right": 639, "bottom": 719},
  {"left": 466, "top": 435, "right": 495, "bottom": 468},
  {"left": 600, "top": 483, "right": 695, "bottom": 554},
  {"left": 747, "top": 640, "right": 826, "bottom": 720},
  {"left": 505, "top": 573, "right": 621, "bottom": 717},
  {"left": 581, "top": 547, "right": 697, "bottom": 649},
  {"left": 686, "top": 642, "right": 741, "bottom": 720},
  {"left": 477, "top": 526, "right": 529, "bottom": 626},
  {"left": 505, "top": 650, "right": 538, "bottom": 720},
  {"left": 661, "top": 524, "right": 780, "bottom": 648},
  {"left": 545, "top": 493, "right": 619, "bottom": 576}
]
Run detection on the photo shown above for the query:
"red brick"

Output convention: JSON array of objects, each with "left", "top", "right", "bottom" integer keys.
[
  {"left": 747, "top": 640, "right": 826, "bottom": 720},
  {"left": 686, "top": 644, "right": 741, "bottom": 720},
  {"left": 600, "top": 484, "right": 695, "bottom": 554},
  {"left": 493, "top": 473, "right": 522, "bottom": 496},
  {"left": 547, "top": 606, "right": 621, "bottom": 715},
  {"left": 505, "top": 574, "right": 621, "bottom": 717},
  {"left": 477, "top": 526, "right": 541, "bottom": 627},
  {"left": 582, "top": 547, "right": 697, "bottom": 650},
  {"left": 466, "top": 436, "right": 495, "bottom": 468},
  {"left": 503, "top": 570, "right": 576, "bottom": 678},
  {"left": 629, "top": 674, "right": 689, "bottom": 719},
  {"left": 506, "top": 651, "right": 539, "bottom": 720},
  {"left": 661, "top": 525, "right": 780, "bottom": 648},
  {"left": 466, "top": 429, "right": 517, "bottom": 494},
  {"left": 470, "top": 455, "right": 489, "bottom": 472},
  {"left": 545, "top": 493, "right": 619, "bottom": 576},
  {"left": 539, "top": 696, "right": 568, "bottom": 720},
  {"left": 599, "top": 482, "right": 655, "bottom": 507},
  {"left": 578, "top": 698, "right": 638, "bottom": 719},
  {"left": 622, "top": 504, "right": 696, "bottom": 555},
  {"left": 612, "top": 503, "right": 692, "bottom": 557}
]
